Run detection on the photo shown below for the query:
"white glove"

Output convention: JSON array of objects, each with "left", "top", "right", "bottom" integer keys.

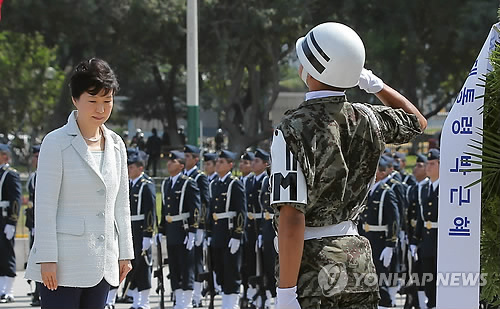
[
  {"left": 276, "top": 286, "right": 301, "bottom": 309},
  {"left": 379, "top": 247, "right": 394, "bottom": 268},
  {"left": 184, "top": 232, "right": 195, "bottom": 251},
  {"left": 31, "top": 227, "right": 35, "bottom": 237},
  {"left": 228, "top": 238, "right": 241, "bottom": 254},
  {"left": 4, "top": 224, "right": 15, "bottom": 240},
  {"left": 204, "top": 236, "right": 212, "bottom": 248},
  {"left": 195, "top": 229, "right": 204, "bottom": 247},
  {"left": 155, "top": 233, "right": 163, "bottom": 245},
  {"left": 358, "top": 68, "right": 384, "bottom": 94},
  {"left": 257, "top": 234, "right": 263, "bottom": 249},
  {"left": 400, "top": 231, "right": 407, "bottom": 244},
  {"left": 142, "top": 237, "right": 153, "bottom": 251},
  {"left": 410, "top": 244, "right": 418, "bottom": 261}
]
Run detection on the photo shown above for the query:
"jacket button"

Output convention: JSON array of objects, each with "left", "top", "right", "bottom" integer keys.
[{"left": 98, "top": 235, "right": 105, "bottom": 241}]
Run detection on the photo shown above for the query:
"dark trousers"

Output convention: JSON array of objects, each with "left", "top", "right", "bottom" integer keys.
[
  {"left": 193, "top": 244, "right": 204, "bottom": 283},
  {"left": 242, "top": 233, "right": 257, "bottom": 288},
  {"left": 212, "top": 245, "right": 242, "bottom": 294},
  {"left": 40, "top": 278, "right": 110, "bottom": 309},
  {"left": 421, "top": 256, "right": 437, "bottom": 308},
  {"left": 129, "top": 223, "right": 152, "bottom": 291},
  {"left": 0, "top": 222, "right": 16, "bottom": 277},
  {"left": 167, "top": 244, "right": 195, "bottom": 291}
]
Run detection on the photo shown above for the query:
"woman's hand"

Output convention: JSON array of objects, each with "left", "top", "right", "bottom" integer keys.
[
  {"left": 41, "top": 262, "right": 58, "bottom": 290},
  {"left": 119, "top": 260, "right": 132, "bottom": 283}
]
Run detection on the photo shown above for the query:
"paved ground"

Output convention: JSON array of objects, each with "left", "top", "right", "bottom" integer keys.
[{"left": 0, "top": 271, "right": 409, "bottom": 309}]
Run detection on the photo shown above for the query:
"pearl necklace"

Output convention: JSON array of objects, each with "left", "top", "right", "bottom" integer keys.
[{"left": 83, "top": 129, "right": 102, "bottom": 142}]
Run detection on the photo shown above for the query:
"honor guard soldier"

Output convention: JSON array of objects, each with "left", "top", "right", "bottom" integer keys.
[
  {"left": 359, "top": 157, "right": 400, "bottom": 308},
  {"left": 203, "top": 152, "right": 219, "bottom": 183},
  {"left": 0, "top": 144, "right": 22, "bottom": 303},
  {"left": 206, "top": 150, "right": 246, "bottom": 309},
  {"left": 381, "top": 155, "right": 409, "bottom": 280},
  {"left": 270, "top": 22, "right": 426, "bottom": 309},
  {"left": 158, "top": 150, "right": 201, "bottom": 309},
  {"left": 410, "top": 149, "right": 439, "bottom": 309},
  {"left": 240, "top": 150, "right": 256, "bottom": 308},
  {"left": 25, "top": 145, "right": 41, "bottom": 306},
  {"left": 183, "top": 144, "right": 210, "bottom": 307},
  {"left": 393, "top": 152, "right": 417, "bottom": 186},
  {"left": 240, "top": 151, "right": 255, "bottom": 189},
  {"left": 253, "top": 148, "right": 276, "bottom": 307},
  {"left": 405, "top": 153, "right": 429, "bottom": 309},
  {"left": 124, "top": 149, "right": 157, "bottom": 309}
]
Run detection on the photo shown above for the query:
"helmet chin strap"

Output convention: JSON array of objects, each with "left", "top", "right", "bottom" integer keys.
[{"left": 300, "top": 67, "right": 309, "bottom": 87}]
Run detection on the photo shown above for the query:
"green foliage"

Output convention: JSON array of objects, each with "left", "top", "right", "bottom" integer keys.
[
  {"left": 464, "top": 27, "right": 500, "bottom": 305},
  {"left": 0, "top": 31, "right": 64, "bottom": 136}
]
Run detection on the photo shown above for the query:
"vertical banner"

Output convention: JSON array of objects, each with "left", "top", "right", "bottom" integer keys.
[{"left": 437, "top": 23, "right": 499, "bottom": 309}]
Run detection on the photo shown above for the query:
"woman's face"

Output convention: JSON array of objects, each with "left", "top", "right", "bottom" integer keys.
[{"left": 72, "top": 89, "right": 113, "bottom": 126}]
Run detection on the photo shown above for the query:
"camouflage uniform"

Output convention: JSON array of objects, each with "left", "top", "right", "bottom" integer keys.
[{"left": 271, "top": 95, "right": 422, "bottom": 308}]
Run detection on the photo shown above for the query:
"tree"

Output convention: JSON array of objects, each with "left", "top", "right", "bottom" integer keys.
[
  {"left": 306, "top": 0, "right": 498, "bottom": 119},
  {"left": 0, "top": 31, "right": 64, "bottom": 156},
  {"left": 198, "top": 0, "right": 309, "bottom": 153}
]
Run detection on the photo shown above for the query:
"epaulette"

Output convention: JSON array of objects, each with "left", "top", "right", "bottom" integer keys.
[
  {"left": 7, "top": 167, "right": 17, "bottom": 173},
  {"left": 390, "top": 178, "right": 401, "bottom": 185},
  {"left": 230, "top": 175, "right": 238, "bottom": 180},
  {"left": 381, "top": 183, "right": 392, "bottom": 190},
  {"left": 181, "top": 174, "right": 190, "bottom": 180},
  {"left": 1, "top": 166, "right": 8, "bottom": 171}
]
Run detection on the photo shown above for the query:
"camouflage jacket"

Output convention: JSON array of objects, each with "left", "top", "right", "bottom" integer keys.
[
  {"left": 272, "top": 95, "right": 422, "bottom": 299},
  {"left": 273, "top": 95, "right": 421, "bottom": 225}
]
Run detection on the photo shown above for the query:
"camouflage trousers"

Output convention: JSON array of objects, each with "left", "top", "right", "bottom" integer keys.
[
  {"left": 298, "top": 292, "right": 379, "bottom": 309},
  {"left": 276, "top": 235, "right": 380, "bottom": 309}
]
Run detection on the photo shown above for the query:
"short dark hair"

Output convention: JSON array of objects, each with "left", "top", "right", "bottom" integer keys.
[{"left": 69, "top": 58, "right": 120, "bottom": 99}]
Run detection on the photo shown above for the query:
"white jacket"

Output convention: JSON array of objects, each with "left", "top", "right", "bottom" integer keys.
[{"left": 25, "top": 111, "right": 134, "bottom": 287}]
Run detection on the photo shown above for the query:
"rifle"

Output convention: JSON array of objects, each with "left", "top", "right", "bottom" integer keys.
[
  {"left": 248, "top": 238, "right": 267, "bottom": 309},
  {"left": 154, "top": 240, "right": 168, "bottom": 309},
  {"left": 198, "top": 239, "right": 215, "bottom": 309}
]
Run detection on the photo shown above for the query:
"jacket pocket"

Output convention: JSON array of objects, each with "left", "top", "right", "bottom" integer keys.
[{"left": 56, "top": 215, "right": 85, "bottom": 236}]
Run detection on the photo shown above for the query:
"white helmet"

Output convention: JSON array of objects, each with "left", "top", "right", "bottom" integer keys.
[{"left": 296, "top": 22, "right": 365, "bottom": 88}]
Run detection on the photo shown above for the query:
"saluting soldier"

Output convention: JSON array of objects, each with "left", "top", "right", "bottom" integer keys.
[
  {"left": 0, "top": 144, "right": 22, "bottom": 303},
  {"left": 206, "top": 150, "right": 246, "bottom": 309},
  {"left": 203, "top": 152, "right": 219, "bottom": 183},
  {"left": 183, "top": 144, "right": 210, "bottom": 307},
  {"left": 270, "top": 22, "right": 426, "bottom": 309},
  {"left": 157, "top": 150, "right": 201, "bottom": 309},
  {"left": 240, "top": 150, "right": 256, "bottom": 308},
  {"left": 25, "top": 145, "right": 41, "bottom": 306},
  {"left": 411, "top": 149, "right": 439, "bottom": 309},
  {"left": 405, "top": 153, "right": 429, "bottom": 309},
  {"left": 252, "top": 148, "right": 276, "bottom": 308},
  {"left": 359, "top": 157, "right": 400, "bottom": 308}
]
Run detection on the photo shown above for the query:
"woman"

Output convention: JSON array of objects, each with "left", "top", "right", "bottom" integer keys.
[{"left": 25, "top": 58, "right": 134, "bottom": 309}]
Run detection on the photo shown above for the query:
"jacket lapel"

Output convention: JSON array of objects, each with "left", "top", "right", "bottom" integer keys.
[
  {"left": 100, "top": 125, "right": 117, "bottom": 183},
  {"left": 65, "top": 110, "right": 112, "bottom": 186}
]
